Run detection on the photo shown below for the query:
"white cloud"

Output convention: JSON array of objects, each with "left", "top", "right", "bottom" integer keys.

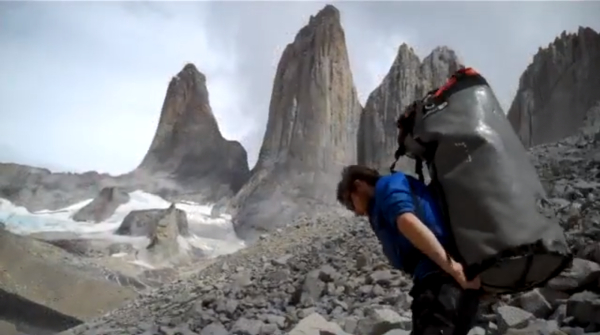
[
  {"left": 0, "top": 1, "right": 598, "bottom": 174},
  {"left": 0, "top": 2, "right": 245, "bottom": 174}
]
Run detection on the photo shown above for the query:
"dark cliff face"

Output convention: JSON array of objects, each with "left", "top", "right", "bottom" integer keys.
[
  {"left": 137, "top": 63, "right": 250, "bottom": 201},
  {"left": 358, "top": 45, "right": 462, "bottom": 173},
  {"left": 228, "top": 5, "right": 363, "bottom": 240},
  {"left": 507, "top": 27, "right": 600, "bottom": 148}
]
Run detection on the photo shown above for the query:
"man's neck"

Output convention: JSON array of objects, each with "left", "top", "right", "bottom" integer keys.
[{"left": 367, "top": 196, "right": 376, "bottom": 216}]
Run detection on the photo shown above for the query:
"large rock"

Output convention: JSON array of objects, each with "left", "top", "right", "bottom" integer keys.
[
  {"left": 546, "top": 258, "right": 600, "bottom": 293},
  {"left": 71, "top": 187, "right": 129, "bottom": 223},
  {"left": 566, "top": 291, "right": 600, "bottom": 327},
  {"left": 132, "top": 204, "right": 203, "bottom": 267},
  {"left": 355, "top": 307, "right": 411, "bottom": 335},
  {"left": 507, "top": 27, "right": 600, "bottom": 147},
  {"left": 0, "top": 229, "right": 136, "bottom": 332},
  {"left": 578, "top": 242, "right": 600, "bottom": 264},
  {"left": 115, "top": 206, "right": 190, "bottom": 237},
  {"left": 357, "top": 45, "right": 462, "bottom": 172},
  {"left": 228, "top": 5, "right": 362, "bottom": 240},
  {"left": 288, "top": 313, "right": 346, "bottom": 335},
  {"left": 495, "top": 305, "right": 534, "bottom": 334},
  {"left": 0, "top": 320, "right": 17, "bottom": 335},
  {"left": 136, "top": 63, "right": 250, "bottom": 203}
]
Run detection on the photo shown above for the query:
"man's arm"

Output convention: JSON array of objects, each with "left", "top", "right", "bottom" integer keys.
[
  {"left": 395, "top": 212, "right": 455, "bottom": 275},
  {"left": 397, "top": 213, "right": 481, "bottom": 289},
  {"left": 376, "top": 175, "right": 459, "bottom": 278}
]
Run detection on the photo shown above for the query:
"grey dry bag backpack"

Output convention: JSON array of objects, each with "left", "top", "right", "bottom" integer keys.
[{"left": 392, "top": 67, "right": 573, "bottom": 294}]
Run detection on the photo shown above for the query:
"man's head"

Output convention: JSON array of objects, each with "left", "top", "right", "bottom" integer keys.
[{"left": 336, "top": 165, "right": 381, "bottom": 216}]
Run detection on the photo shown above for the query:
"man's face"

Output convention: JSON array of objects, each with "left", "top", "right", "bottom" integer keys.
[{"left": 343, "top": 180, "right": 371, "bottom": 216}]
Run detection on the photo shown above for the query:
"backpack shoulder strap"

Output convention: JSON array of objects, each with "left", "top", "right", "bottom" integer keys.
[
  {"left": 415, "top": 158, "right": 425, "bottom": 183},
  {"left": 405, "top": 176, "right": 423, "bottom": 222},
  {"left": 390, "top": 101, "right": 422, "bottom": 173},
  {"left": 403, "top": 177, "right": 426, "bottom": 274},
  {"left": 426, "top": 163, "right": 467, "bottom": 268}
]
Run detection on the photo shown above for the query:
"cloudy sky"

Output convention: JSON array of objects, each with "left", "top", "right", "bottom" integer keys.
[{"left": 1, "top": 1, "right": 598, "bottom": 174}]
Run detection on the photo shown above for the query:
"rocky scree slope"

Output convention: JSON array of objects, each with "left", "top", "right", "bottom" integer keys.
[
  {"left": 530, "top": 103, "right": 600, "bottom": 253},
  {"left": 61, "top": 110, "right": 600, "bottom": 334},
  {"left": 226, "top": 5, "right": 362, "bottom": 241},
  {"left": 0, "top": 64, "right": 249, "bottom": 211},
  {"left": 358, "top": 44, "right": 462, "bottom": 173},
  {"left": 0, "top": 227, "right": 138, "bottom": 332},
  {"left": 507, "top": 27, "right": 600, "bottom": 148}
]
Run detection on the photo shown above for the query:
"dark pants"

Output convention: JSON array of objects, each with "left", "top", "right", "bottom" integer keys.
[{"left": 410, "top": 272, "right": 481, "bottom": 335}]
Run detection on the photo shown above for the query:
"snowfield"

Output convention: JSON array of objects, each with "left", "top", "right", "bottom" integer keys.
[{"left": 0, "top": 190, "right": 246, "bottom": 258}]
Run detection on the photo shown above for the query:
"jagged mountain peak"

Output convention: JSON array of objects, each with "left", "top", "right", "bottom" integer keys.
[
  {"left": 358, "top": 44, "right": 462, "bottom": 172},
  {"left": 312, "top": 4, "right": 340, "bottom": 22},
  {"left": 294, "top": 4, "right": 344, "bottom": 47},
  {"left": 424, "top": 46, "right": 460, "bottom": 62},
  {"left": 136, "top": 63, "right": 250, "bottom": 201},
  {"left": 177, "top": 63, "right": 207, "bottom": 85},
  {"left": 507, "top": 26, "right": 600, "bottom": 147}
]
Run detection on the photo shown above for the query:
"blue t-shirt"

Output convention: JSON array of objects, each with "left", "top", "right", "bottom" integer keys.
[{"left": 368, "top": 172, "right": 453, "bottom": 280}]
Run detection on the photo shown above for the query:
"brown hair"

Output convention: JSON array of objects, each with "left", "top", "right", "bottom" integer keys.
[{"left": 336, "top": 165, "right": 381, "bottom": 207}]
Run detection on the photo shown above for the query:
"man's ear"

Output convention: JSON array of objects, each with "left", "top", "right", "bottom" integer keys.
[{"left": 352, "top": 179, "right": 362, "bottom": 190}]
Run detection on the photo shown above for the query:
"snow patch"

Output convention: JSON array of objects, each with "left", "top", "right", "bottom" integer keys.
[{"left": 0, "top": 190, "right": 246, "bottom": 258}]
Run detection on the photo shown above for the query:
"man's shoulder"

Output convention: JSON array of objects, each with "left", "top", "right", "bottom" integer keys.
[
  {"left": 375, "top": 172, "right": 411, "bottom": 197},
  {"left": 376, "top": 172, "right": 409, "bottom": 189}
]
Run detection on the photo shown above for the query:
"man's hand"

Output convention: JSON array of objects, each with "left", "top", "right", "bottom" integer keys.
[
  {"left": 396, "top": 212, "right": 481, "bottom": 290},
  {"left": 447, "top": 259, "right": 481, "bottom": 290}
]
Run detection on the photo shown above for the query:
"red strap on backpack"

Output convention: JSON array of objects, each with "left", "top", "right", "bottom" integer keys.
[
  {"left": 432, "top": 67, "right": 485, "bottom": 99},
  {"left": 391, "top": 67, "right": 487, "bottom": 175},
  {"left": 433, "top": 67, "right": 480, "bottom": 98}
]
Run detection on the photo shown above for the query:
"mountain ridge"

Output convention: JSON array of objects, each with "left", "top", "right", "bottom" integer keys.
[{"left": 507, "top": 26, "right": 600, "bottom": 147}]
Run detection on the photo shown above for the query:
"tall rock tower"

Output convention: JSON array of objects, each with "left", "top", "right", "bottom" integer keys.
[
  {"left": 137, "top": 64, "right": 250, "bottom": 202},
  {"left": 229, "top": 5, "right": 363, "bottom": 240}
]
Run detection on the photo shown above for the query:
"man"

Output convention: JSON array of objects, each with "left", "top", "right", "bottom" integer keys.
[{"left": 336, "top": 165, "right": 481, "bottom": 335}]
